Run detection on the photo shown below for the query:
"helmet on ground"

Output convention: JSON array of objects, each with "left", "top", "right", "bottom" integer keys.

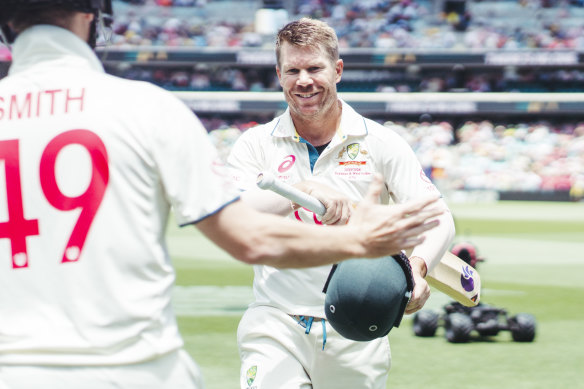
[
  {"left": 323, "top": 253, "right": 414, "bottom": 341},
  {"left": 0, "top": 0, "right": 113, "bottom": 46},
  {"left": 451, "top": 242, "right": 484, "bottom": 268}
]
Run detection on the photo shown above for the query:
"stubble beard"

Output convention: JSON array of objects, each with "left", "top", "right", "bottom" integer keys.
[{"left": 288, "top": 89, "right": 337, "bottom": 123}]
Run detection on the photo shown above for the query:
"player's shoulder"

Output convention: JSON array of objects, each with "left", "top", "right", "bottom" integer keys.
[
  {"left": 341, "top": 102, "right": 406, "bottom": 145},
  {"left": 236, "top": 115, "right": 281, "bottom": 140},
  {"left": 363, "top": 117, "right": 409, "bottom": 144}
]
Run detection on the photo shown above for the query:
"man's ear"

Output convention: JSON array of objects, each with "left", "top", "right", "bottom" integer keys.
[
  {"left": 335, "top": 59, "right": 343, "bottom": 83},
  {"left": 276, "top": 66, "right": 283, "bottom": 85},
  {"left": 70, "top": 11, "right": 95, "bottom": 42}
]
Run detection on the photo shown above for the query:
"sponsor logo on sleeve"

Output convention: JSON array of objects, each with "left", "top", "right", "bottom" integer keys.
[{"left": 420, "top": 168, "right": 441, "bottom": 194}]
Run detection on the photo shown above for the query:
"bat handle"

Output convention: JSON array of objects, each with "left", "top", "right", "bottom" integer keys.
[{"left": 257, "top": 171, "right": 326, "bottom": 216}]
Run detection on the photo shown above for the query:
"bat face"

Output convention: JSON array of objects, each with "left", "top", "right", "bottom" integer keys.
[{"left": 427, "top": 251, "right": 481, "bottom": 307}]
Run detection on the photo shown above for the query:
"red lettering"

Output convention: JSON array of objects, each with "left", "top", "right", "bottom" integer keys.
[
  {"left": 44, "top": 89, "right": 62, "bottom": 115},
  {"left": 36, "top": 91, "right": 41, "bottom": 117},
  {"left": 65, "top": 88, "right": 84, "bottom": 113},
  {"left": 10, "top": 92, "right": 32, "bottom": 120},
  {"left": 0, "top": 130, "right": 109, "bottom": 268},
  {"left": 0, "top": 88, "right": 87, "bottom": 121},
  {"left": 0, "top": 140, "right": 40, "bottom": 268},
  {"left": 40, "top": 129, "right": 109, "bottom": 263}
]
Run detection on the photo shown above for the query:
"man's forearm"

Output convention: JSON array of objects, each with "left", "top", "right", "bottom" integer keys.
[
  {"left": 198, "top": 194, "right": 443, "bottom": 269},
  {"left": 409, "top": 200, "right": 455, "bottom": 272},
  {"left": 241, "top": 188, "right": 294, "bottom": 216}
]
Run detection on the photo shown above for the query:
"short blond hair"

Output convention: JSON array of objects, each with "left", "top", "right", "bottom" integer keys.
[{"left": 276, "top": 17, "right": 339, "bottom": 68}]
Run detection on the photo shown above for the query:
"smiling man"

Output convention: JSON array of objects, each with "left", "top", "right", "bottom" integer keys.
[
  {"left": 228, "top": 17, "right": 455, "bottom": 389},
  {"left": 275, "top": 29, "right": 342, "bottom": 140}
]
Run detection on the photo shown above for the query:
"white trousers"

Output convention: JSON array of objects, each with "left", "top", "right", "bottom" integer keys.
[
  {"left": 0, "top": 350, "right": 205, "bottom": 389},
  {"left": 237, "top": 305, "right": 391, "bottom": 389}
]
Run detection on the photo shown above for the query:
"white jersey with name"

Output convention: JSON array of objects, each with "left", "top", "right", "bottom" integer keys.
[
  {"left": 0, "top": 26, "right": 239, "bottom": 365},
  {"left": 228, "top": 100, "right": 441, "bottom": 317}
]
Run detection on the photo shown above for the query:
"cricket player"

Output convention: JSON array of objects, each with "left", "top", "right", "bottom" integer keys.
[
  {"left": 0, "top": 3, "right": 443, "bottom": 388},
  {"left": 228, "top": 18, "right": 456, "bottom": 388}
]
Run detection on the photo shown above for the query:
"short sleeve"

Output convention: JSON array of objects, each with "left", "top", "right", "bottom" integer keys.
[
  {"left": 227, "top": 127, "right": 267, "bottom": 191},
  {"left": 151, "top": 93, "right": 241, "bottom": 225}
]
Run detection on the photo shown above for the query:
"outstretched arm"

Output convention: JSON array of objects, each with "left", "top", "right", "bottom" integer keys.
[{"left": 197, "top": 175, "right": 443, "bottom": 269}]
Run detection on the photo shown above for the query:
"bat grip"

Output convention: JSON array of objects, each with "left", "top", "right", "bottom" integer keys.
[{"left": 257, "top": 172, "right": 326, "bottom": 216}]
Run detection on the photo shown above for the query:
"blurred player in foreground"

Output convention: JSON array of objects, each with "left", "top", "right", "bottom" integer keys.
[
  {"left": 228, "top": 18, "right": 456, "bottom": 388},
  {"left": 0, "top": 2, "right": 443, "bottom": 388}
]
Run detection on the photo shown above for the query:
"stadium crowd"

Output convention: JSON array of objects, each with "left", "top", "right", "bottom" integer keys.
[
  {"left": 107, "top": 0, "right": 584, "bottom": 50},
  {"left": 206, "top": 118, "right": 584, "bottom": 199},
  {"left": 98, "top": 0, "right": 584, "bottom": 93},
  {"left": 390, "top": 119, "right": 584, "bottom": 198}
]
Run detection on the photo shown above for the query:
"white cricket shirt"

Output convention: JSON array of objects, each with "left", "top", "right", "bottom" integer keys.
[
  {"left": 228, "top": 100, "right": 441, "bottom": 317},
  {"left": 0, "top": 26, "right": 239, "bottom": 365}
]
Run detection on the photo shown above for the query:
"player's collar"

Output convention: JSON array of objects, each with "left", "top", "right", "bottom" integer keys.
[
  {"left": 9, "top": 25, "right": 105, "bottom": 76},
  {"left": 270, "top": 99, "right": 368, "bottom": 143}
]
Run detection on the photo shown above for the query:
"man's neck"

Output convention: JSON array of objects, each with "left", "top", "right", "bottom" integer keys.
[{"left": 292, "top": 100, "right": 342, "bottom": 146}]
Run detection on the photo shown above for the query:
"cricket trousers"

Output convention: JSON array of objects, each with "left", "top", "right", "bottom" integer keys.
[
  {"left": 0, "top": 349, "right": 205, "bottom": 389},
  {"left": 237, "top": 305, "right": 391, "bottom": 389}
]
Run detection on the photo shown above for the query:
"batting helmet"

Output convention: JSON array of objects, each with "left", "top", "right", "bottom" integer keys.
[
  {"left": 323, "top": 253, "right": 414, "bottom": 341},
  {"left": 0, "top": 0, "right": 113, "bottom": 45},
  {"left": 451, "top": 242, "right": 484, "bottom": 268}
]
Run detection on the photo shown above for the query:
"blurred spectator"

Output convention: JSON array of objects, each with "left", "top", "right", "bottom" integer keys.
[
  {"left": 201, "top": 117, "right": 584, "bottom": 198},
  {"left": 104, "top": 0, "right": 584, "bottom": 50}
]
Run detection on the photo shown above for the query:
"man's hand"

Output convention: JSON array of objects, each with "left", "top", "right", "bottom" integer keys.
[
  {"left": 405, "top": 256, "right": 430, "bottom": 314},
  {"left": 349, "top": 174, "right": 443, "bottom": 258},
  {"left": 294, "top": 181, "right": 353, "bottom": 225}
]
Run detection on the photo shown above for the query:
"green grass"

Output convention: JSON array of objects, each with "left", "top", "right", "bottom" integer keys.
[
  {"left": 177, "top": 316, "right": 242, "bottom": 389},
  {"left": 388, "top": 280, "right": 584, "bottom": 389},
  {"left": 170, "top": 201, "right": 584, "bottom": 389}
]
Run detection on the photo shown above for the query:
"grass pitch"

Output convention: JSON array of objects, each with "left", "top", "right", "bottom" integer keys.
[{"left": 168, "top": 201, "right": 584, "bottom": 389}]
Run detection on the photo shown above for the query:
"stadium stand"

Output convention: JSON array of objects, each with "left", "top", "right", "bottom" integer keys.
[{"left": 1, "top": 0, "right": 583, "bottom": 200}]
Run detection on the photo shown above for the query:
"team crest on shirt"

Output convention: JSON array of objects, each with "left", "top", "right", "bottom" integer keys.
[
  {"left": 347, "top": 143, "right": 360, "bottom": 160},
  {"left": 334, "top": 143, "right": 372, "bottom": 180},
  {"left": 246, "top": 365, "right": 258, "bottom": 388},
  {"left": 338, "top": 144, "right": 368, "bottom": 159}
]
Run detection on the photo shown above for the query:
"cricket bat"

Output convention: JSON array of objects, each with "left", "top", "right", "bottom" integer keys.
[{"left": 257, "top": 171, "right": 481, "bottom": 307}]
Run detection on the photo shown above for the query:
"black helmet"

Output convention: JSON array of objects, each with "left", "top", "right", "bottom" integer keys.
[
  {"left": 0, "top": 0, "right": 113, "bottom": 46},
  {"left": 323, "top": 253, "right": 414, "bottom": 341}
]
